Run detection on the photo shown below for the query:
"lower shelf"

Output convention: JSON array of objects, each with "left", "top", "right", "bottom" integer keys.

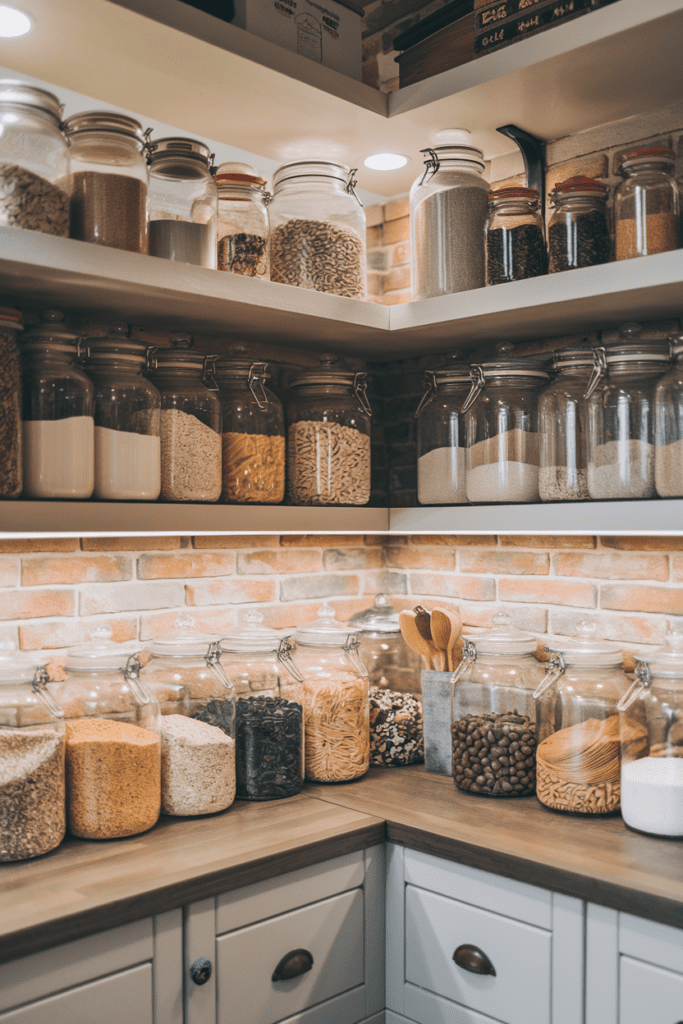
[{"left": 390, "top": 500, "right": 683, "bottom": 532}]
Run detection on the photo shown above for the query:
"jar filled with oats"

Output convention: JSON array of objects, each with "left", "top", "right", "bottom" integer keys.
[
  {"left": 215, "top": 347, "right": 285, "bottom": 504},
  {"left": 147, "top": 336, "right": 222, "bottom": 502},
  {"left": 533, "top": 622, "right": 634, "bottom": 815},
  {"left": 294, "top": 604, "right": 369, "bottom": 783},
  {"left": 287, "top": 355, "right": 372, "bottom": 506}
]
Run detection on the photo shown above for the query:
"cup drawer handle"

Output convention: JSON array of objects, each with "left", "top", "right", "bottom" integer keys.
[
  {"left": 272, "top": 948, "right": 314, "bottom": 982},
  {"left": 453, "top": 943, "right": 496, "bottom": 976}
]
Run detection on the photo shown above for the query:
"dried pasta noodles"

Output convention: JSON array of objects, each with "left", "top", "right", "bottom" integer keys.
[
  {"left": 303, "top": 673, "right": 369, "bottom": 782},
  {"left": 287, "top": 420, "right": 370, "bottom": 506},
  {"left": 222, "top": 431, "right": 285, "bottom": 503}
]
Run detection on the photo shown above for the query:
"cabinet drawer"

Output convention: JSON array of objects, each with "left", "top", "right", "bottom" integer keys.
[
  {"left": 405, "top": 884, "right": 551, "bottom": 1024},
  {"left": 0, "top": 963, "right": 153, "bottom": 1024},
  {"left": 216, "top": 888, "right": 364, "bottom": 1024},
  {"left": 620, "top": 956, "right": 683, "bottom": 1024}
]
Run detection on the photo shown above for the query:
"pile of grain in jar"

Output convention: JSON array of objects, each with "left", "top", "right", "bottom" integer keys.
[
  {"left": 287, "top": 420, "right": 370, "bottom": 506},
  {"left": 369, "top": 687, "right": 424, "bottom": 766},
  {"left": 0, "top": 163, "right": 69, "bottom": 236},
  {"left": 413, "top": 187, "right": 488, "bottom": 298},
  {"left": 616, "top": 210, "right": 679, "bottom": 261},
  {"left": 160, "top": 714, "right": 235, "bottom": 816},
  {"left": 466, "top": 429, "right": 540, "bottom": 504},
  {"left": 587, "top": 439, "right": 655, "bottom": 499},
  {"left": 536, "top": 716, "right": 626, "bottom": 814},
  {"left": 65, "top": 718, "right": 160, "bottom": 839},
  {"left": 539, "top": 465, "right": 589, "bottom": 502},
  {"left": 303, "top": 674, "right": 369, "bottom": 782},
  {"left": 222, "top": 431, "right": 285, "bottom": 504},
  {"left": 269, "top": 218, "right": 365, "bottom": 298},
  {"left": 655, "top": 439, "right": 683, "bottom": 497},
  {"left": 69, "top": 171, "right": 147, "bottom": 253},
  {"left": 160, "top": 408, "right": 222, "bottom": 502},
  {"left": 0, "top": 727, "right": 65, "bottom": 861}
]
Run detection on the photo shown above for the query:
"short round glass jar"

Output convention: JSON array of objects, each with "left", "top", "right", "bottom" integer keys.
[
  {"left": 147, "top": 136, "right": 217, "bottom": 268},
  {"left": 294, "top": 604, "right": 370, "bottom": 783},
  {"left": 450, "top": 613, "right": 544, "bottom": 797},
  {"left": 0, "top": 642, "right": 66, "bottom": 861},
  {"left": 615, "top": 147, "right": 680, "bottom": 261},
  {"left": 0, "top": 306, "right": 23, "bottom": 499},
  {"left": 415, "top": 355, "right": 477, "bottom": 505},
  {"left": 464, "top": 355, "right": 550, "bottom": 504},
  {"left": 547, "top": 176, "right": 610, "bottom": 273},
  {"left": 485, "top": 186, "right": 546, "bottom": 285},
  {"left": 0, "top": 80, "right": 69, "bottom": 237},
  {"left": 268, "top": 160, "right": 366, "bottom": 298},
  {"left": 533, "top": 623, "right": 631, "bottom": 815},
  {"left": 410, "top": 141, "right": 489, "bottom": 300},
  {"left": 63, "top": 111, "right": 149, "bottom": 253},
  {"left": 654, "top": 332, "right": 683, "bottom": 497},
  {"left": 216, "top": 162, "right": 269, "bottom": 278},
  {"left": 51, "top": 628, "right": 161, "bottom": 839},
  {"left": 617, "top": 627, "right": 683, "bottom": 837},
  {"left": 215, "top": 347, "right": 285, "bottom": 504},
  {"left": 20, "top": 310, "right": 94, "bottom": 500},
  {"left": 147, "top": 335, "right": 222, "bottom": 503},
  {"left": 538, "top": 346, "right": 595, "bottom": 502},
  {"left": 84, "top": 325, "right": 161, "bottom": 501},
  {"left": 287, "top": 355, "right": 372, "bottom": 506},
  {"left": 584, "top": 323, "right": 671, "bottom": 500}
]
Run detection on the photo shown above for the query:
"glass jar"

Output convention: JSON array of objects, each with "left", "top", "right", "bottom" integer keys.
[
  {"left": 0, "top": 307, "right": 23, "bottom": 499},
  {"left": 0, "top": 643, "right": 66, "bottom": 861},
  {"left": 269, "top": 160, "right": 366, "bottom": 298},
  {"left": 147, "top": 136, "right": 217, "bottom": 268},
  {"left": 538, "top": 346, "right": 594, "bottom": 502},
  {"left": 216, "top": 162, "right": 269, "bottom": 278},
  {"left": 294, "top": 603, "right": 369, "bottom": 782},
  {"left": 139, "top": 615, "right": 236, "bottom": 817},
  {"left": 415, "top": 356, "right": 477, "bottom": 505},
  {"left": 618, "top": 627, "right": 683, "bottom": 837},
  {"left": 450, "top": 613, "right": 544, "bottom": 797},
  {"left": 464, "top": 356, "right": 550, "bottom": 504},
  {"left": 63, "top": 111, "right": 149, "bottom": 253},
  {"left": 533, "top": 623, "right": 631, "bottom": 815},
  {"left": 654, "top": 332, "right": 683, "bottom": 497},
  {"left": 215, "top": 347, "right": 285, "bottom": 504},
  {"left": 148, "top": 336, "right": 222, "bottom": 503},
  {"left": 584, "top": 324, "right": 671, "bottom": 500},
  {"left": 52, "top": 628, "right": 160, "bottom": 839},
  {"left": 485, "top": 186, "right": 546, "bottom": 285},
  {"left": 410, "top": 143, "right": 489, "bottom": 300},
  {"left": 615, "top": 147, "right": 680, "bottom": 261},
  {"left": 547, "top": 176, "right": 610, "bottom": 273},
  {"left": 0, "top": 80, "right": 69, "bottom": 237},
  {"left": 20, "top": 310, "right": 94, "bottom": 499},
  {"left": 287, "top": 355, "right": 372, "bottom": 506},
  {"left": 84, "top": 324, "right": 161, "bottom": 501}
]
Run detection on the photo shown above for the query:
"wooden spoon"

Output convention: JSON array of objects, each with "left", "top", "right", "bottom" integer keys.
[
  {"left": 429, "top": 609, "right": 452, "bottom": 673},
  {"left": 399, "top": 610, "right": 438, "bottom": 670},
  {"left": 413, "top": 606, "right": 444, "bottom": 670}
]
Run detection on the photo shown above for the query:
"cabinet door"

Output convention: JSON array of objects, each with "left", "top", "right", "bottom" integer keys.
[
  {"left": 0, "top": 963, "right": 153, "bottom": 1024},
  {"left": 620, "top": 956, "right": 683, "bottom": 1024}
]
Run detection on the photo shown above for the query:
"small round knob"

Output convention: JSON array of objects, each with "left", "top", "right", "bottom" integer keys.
[
  {"left": 453, "top": 944, "right": 496, "bottom": 976},
  {"left": 189, "top": 957, "right": 212, "bottom": 985}
]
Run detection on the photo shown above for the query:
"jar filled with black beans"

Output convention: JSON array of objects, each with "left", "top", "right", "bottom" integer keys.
[
  {"left": 235, "top": 696, "right": 304, "bottom": 800},
  {"left": 485, "top": 186, "right": 546, "bottom": 285},
  {"left": 548, "top": 176, "right": 610, "bottom": 273}
]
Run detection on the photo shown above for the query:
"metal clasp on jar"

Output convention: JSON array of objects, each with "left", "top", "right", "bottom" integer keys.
[
  {"left": 462, "top": 365, "right": 486, "bottom": 413},
  {"left": 584, "top": 347, "right": 607, "bottom": 399},
  {"left": 124, "top": 654, "right": 155, "bottom": 706},
  {"left": 532, "top": 651, "right": 566, "bottom": 700},
  {"left": 203, "top": 354, "right": 220, "bottom": 391},
  {"left": 277, "top": 638, "right": 305, "bottom": 683},
  {"left": 418, "top": 148, "right": 440, "bottom": 187},
  {"left": 617, "top": 659, "right": 652, "bottom": 711},
  {"left": 345, "top": 168, "right": 363, "bottom": 208},
  {"left": 353, "top": 372, "right": 372, "bottom": 417},
  {"left": 205, "top": 640, "right": 235, "bottom": 692},
  {"left": 32, "top": 666, "right": 65, "bottom": 718},
  {"left": 248, "top": 362, "right": 270, "bottom": 411},
  {"left": 343, "top": 635, "right": 368, "bottom": 676}
]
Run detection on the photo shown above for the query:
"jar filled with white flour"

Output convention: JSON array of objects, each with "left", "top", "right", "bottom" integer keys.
[{"left": 415, "top": 355, "right": 478, "bottom": 505}]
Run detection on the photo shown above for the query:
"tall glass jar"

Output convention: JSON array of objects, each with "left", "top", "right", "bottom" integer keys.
[
  {"left": 415, "top": 356, "right": 477, "bottom": 505},
  {"left": 287, "top": 355, "right": 372, "bottom": 506},
  {"left": 216, "top": 162, "right": 269, "bottom": 278},
  {"left": 654, "top": 333, "right": 683, "bottom": 497},
  {"left": 84, "top": 325, "right": 161, "bottom": 501},
  {"left": 0, "top": 644, "right": 66, "bottom": 861},
  {"left": 538, "top": 347, "right": 594, "bottom": 502},
  {"left": 533, "top": 623, "right": 633, "bottom": 815},
  {"left": 584, "top": 324, "right": 671, "bottom": 500},
  {"left": 215, "top": 348, "right": 285, "bottom": 504},
  {"left": 0, "top": 80, "right": 69, "bottom": 237},
  {"left": 617, "top": 628, "right": 683, "bottom": 837},
  {"left": 148, "top": 337, "right": 222, "bottom": 502},
  {"left": 464, "top": 356, "right": 550, "bottom": 504},
  {"left": 485, "top": 186, "right": 546, "bottom": 285},
  {"left": 410, "top": 144, "right": 489, "bottom": 299},
  {"left": 63, "top": 111, "right": 149, "bottom": 253},
  {"left": 0, "top": 307, "right": 23, "bottom": 499},
  {"left": 294, "top": 604, "right": 369, "bottom": 782},
  {"left": 450, "top": 613, "right": 544, "bottom": 797},
  {"left": 547, "top": 176, "right": 610, "bottom": 273},
  {"left": 269, "top": 161, "right": 366, "bottom": 298},
  {"left": 615, "top": 147, "right": 680, "bottom": 261},
  {"left": 147, "top": 137, "right": 217, "bottom": 268},
  {"left": 20, "top": 310, "right": 94, "bottom": 499}
]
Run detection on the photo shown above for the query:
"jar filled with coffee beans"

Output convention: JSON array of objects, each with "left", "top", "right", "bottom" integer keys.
[{"left": 450, "top": 613, "right": 545, "bottom": 797}]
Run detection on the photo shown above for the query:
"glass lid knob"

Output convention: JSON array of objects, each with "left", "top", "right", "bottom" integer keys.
[
  {"left": 92, "top": 625, "right": 113, "bottom": 642},
  {"left": 175, "top": 613, "right": 195, "bottom": 630},
  {"left": 243, "top": 609, "right": 264, "bottom": 625}
]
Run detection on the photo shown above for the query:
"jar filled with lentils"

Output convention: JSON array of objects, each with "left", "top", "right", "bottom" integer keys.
[
  {"left": 216, "top": 162, "right": 270, "bottom": 278},
  {"left": 485, "top": 185, "right": 546, "bottom": 285},
  {"left": 0, "top": 306, "right": 23, "bottom": 499},
  {"left": 615, "top": 147, "right": 680, "bottom": 261},
  {"left": 547, "top": 176, "right": 610, "bottom": 273}
]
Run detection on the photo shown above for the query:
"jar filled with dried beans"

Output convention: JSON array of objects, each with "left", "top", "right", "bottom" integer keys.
[
  {"left": 547, "top": 176, "right": 610, "bottom": 273},
  {"left": 485, "top": 186, "right": 546, "bottom": 285},
  {"left": 148, "top": 136, "right": 217, "bottom": 268},
  {"left": 615, "top": 147, "right": 680, "bottom": 261},
  {"left": 287, "top": 355, "right": 372, "bottom": 506},
  {"left": 216, "top": 162, "right": 270, "bottom": 278},
  {"left": 0, "top": 307, "right": 23, "bottom": 499}
]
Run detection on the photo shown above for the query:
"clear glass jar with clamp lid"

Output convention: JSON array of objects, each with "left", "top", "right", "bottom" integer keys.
[
  {"left": 654, "top": 332, "right": 683, "bottom": 497},
  {"left": 538, "top": 345, "right": 595, "bottom": 502},
  {"left": 415, "top": 354, "right": 478, "bottom": 505},
  {"left": 485, "top": 185, "right": 546, "bottom": 285},
  {"left": 547, "top": 175, "right": 611, "bottom": 273},
  {"left": 216, "top": 162, "right": 270, "bottom": 278},
  {"left": 615, "top": 147, "right": 680, "bottom": 261},
  {"left": 147, "top": 136, "right": 217, "bottom": 268}
]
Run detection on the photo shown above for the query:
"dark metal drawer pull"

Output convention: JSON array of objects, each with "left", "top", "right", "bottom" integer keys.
[
  {"left": 453, "top": 944, "right": 496, "bottom": 976},
  {"left": 272, "top": 948, "right": 314, "bottom": 982},
  {"left": 189, "top": 957, "right": 212, "bottom": 985}
]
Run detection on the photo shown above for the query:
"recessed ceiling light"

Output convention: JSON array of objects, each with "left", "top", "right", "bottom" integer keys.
[
  {"left": 0, "top": 5, "right": 31, "bottom": 37},
  {"left": 363, "top": 153, "right": 409, "bottom": 171}
]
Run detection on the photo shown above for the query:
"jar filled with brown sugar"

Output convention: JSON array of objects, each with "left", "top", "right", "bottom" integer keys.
[{"left": 615, "top": 147, "right": 680, "bottom": 261}]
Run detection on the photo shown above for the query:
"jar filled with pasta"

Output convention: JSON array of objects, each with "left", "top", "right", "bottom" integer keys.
[{"left": 294, "top": 603, "right": 369, "bottom": 783}]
